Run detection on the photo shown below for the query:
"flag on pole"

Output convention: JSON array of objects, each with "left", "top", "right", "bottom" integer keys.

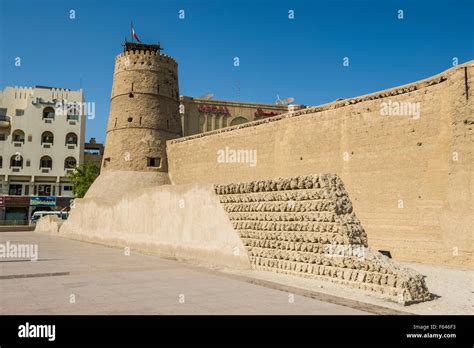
[{"left": 131, "top": 22, "right": 142, "bottom": 43}]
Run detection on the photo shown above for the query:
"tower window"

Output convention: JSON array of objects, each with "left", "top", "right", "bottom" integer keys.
[
  {"left": 128, "top": 117, "right": 133, "bottom": 122},
  {"left": 114, "top": 118, "right": 117, "bottom": 127},
  {"left": 147, "top": 157, "right": 161, "bottom": 168},
  {"left": 166, "top": 120, "right": 169, "bottom": 129},
  {"left": 157, "top": 85, "right": 160, "bottom": 93},
  {"left": 129, "top": 93, "right": 134, "bottom": 98}
]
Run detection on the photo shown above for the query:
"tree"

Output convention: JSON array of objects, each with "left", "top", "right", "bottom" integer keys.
[{"left": 67, "top": 160, "right": 100, "bottom": 198}]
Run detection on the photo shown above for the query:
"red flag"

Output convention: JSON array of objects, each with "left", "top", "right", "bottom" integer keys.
[{"left": 131, "top": 23, "right": 142, "bottom": 43}]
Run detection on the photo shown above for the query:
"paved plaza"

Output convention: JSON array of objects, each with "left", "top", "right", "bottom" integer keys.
[{"left": 0, "top": 231, "right": 372, "bottom": 315}]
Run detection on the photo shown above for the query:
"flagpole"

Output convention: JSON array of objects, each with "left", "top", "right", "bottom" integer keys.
[{"left": 131, "top": 21, "right": 133, "bottom": 43}]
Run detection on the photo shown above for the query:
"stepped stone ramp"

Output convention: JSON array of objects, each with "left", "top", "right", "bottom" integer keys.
[{"left": 214, "top": 174, "right": 431, "bottom": 304}]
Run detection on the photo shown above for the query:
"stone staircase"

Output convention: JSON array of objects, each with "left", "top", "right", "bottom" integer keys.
[{"left": 214, "top": 174, "right": 431, "bottom": 304}]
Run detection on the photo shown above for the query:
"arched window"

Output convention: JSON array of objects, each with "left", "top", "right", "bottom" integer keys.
[
  {"left": 65, "top": 132, "right": 77, "bottom": 145},
  {"left": 0, "top": 156, "right": 3, "bottom": 168},
  {"left": 41, "top": 131, "right": 54, "bottom": 145},
  {"left": 12, "top": 129, "right": 25, "bottom": 143},
  {"left": 43, "top": 107, "right": 55, "bottom": 120},
  {"left": 230, "top": 116, "right": 248, "bottom": 126},
  {"left": 64, "top": 157, "right": 77, "bottom": 169},
  {"left": 67, "top": 105, "right": 79, "bottom": 121},
  {"left": 39, "top": 156, "right": 53, "bottom": 169},
  {"left": 10, "top": 154, "right": 23, "bottom": 168}
]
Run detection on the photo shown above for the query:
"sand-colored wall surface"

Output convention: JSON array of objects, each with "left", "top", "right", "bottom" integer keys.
[
  {"left": 167, "top": 62, "right": 473, "bottom": 267},
  {"left": 215, "top": 174, "right": 430, "bottom": 303},
  {"left": 59, "top": 174, "right": 250, "bottom": 269},
  {"left": 34, "top": 215, "right": 63, "bottom": 235}
]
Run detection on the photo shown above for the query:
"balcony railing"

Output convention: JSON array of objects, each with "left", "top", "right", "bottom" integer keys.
[{"left": 0, "top": 115, "right": 11, "bottom": 128}]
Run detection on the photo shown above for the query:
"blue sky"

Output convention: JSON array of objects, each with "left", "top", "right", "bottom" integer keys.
[{"left": 1, "top": 0, "right": 473, "bottom": 142}]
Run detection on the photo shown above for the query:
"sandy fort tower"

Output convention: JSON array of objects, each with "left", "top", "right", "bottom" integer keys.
[{"left": 101, "top": 41, "right": 181, "bottom": 175}]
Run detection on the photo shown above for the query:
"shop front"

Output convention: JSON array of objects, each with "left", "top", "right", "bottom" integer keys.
[
  {"left": 56, "top": 197, "right": 74, "bottom": 211},
  {"left": 0, "top": 196, "right": 5, "bottom": 220},
  {"left": 29, "top": 196, "right": 57, "bottom": 216},
  {"left": 4, "top": 196, "right": 30, "bottom": 222}
]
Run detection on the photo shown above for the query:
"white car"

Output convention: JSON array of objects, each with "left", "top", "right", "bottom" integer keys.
[{"left": 30, "top": 211, "right": 69, "bottom": 225}]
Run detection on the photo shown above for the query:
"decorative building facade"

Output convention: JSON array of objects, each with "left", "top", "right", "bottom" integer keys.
[
  {"left": 0, "top": 86, "right": 86, "bottom": 221},
  {"left": 180, "top": 97, "right": 304, "bottom": 136}
]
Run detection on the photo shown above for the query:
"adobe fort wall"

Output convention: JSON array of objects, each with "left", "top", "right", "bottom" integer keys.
[
  {"left": 58, "top": 173, "right": 251, "bottom": 269},
  {"left": 52, "top": 172, "right": 431, "bottom": 303},
  {"left": 214, "top": 174, "right": 430, "bottom": 304},
  {"left": 167, "top": 62, "right": 474, "bottom": 267}
]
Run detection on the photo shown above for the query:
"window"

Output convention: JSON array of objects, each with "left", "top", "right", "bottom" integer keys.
[
  {"left": 0, "top": 156, "right": 2, "bottom": 168},
  {"left": 41, "top": 131, "right": 54, "bottom": 144},
  {"left": 230, "top": 116, "right": 248, "bottom": 126},
  {"left": 38, "top": 185, "right": 52, "bottom": 196},
  {"left": 147, "top": 157, "right": 161, "bottom": 168},
  {"left": 15, "top": 109, "right": 24, "bottom": 116},
  {"left": 127, "top": 117, "right": 133, "bottom": 122},
  {"left": 65, "top": 133, "right": 77, "bottom": 145},
  {"left": 40, "top": 156, "right": 53, "bottom": 169},
  {"left": 67, "top": 105, "right": 79, "bottom": 121},
  {"left": 0, "top": 108, "right": 7, "bottom": 116},
  {"left": 42, "top": 107, "right": 55, "bottom": 120},
  {"left": 0, "top": 134, "right": 4, "bottom": 141},
  {"left": 9, "top": 184, "right": 22, "bottom": 195},
  {"left": 10, "top": 154, "right": 23, "bottom": 168},
  {"left": 63, "top": 186, "right": 73, "bottom": 191},
  {"left": 12, "top": 129, "right": 25, "bottom": 143},
  {"left": 64, "top": 157, "right": 76, "bottom": 169}
]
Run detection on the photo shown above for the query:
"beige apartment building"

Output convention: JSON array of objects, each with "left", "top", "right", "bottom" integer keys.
[{"left": 0, "top": 86, "right": 86, "bottom": 221}]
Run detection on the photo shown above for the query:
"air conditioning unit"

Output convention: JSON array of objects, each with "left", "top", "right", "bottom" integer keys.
[
  {"left": 41, "top": 168, "right": 50, "bottom": 173},
  {"left": 45, "top": 119, "right": 52, "bottom": 123},
  {"left": 43, "top": 143, "right": 52, "bottom": 148},
  {"left": 13, "top": 141, "right": 23, "bottom": 147},
  {"left": 65, "top": 168, "right": 74, "bottom": 174},
  {"left": 67, "top": 145, "right": 75, "bottom": 150},
  {"left": 69, "top": 121, "right": 76, "bottom": 125},
  {"left": 11, "top": 167, "right": 21, "bottom": 172}
]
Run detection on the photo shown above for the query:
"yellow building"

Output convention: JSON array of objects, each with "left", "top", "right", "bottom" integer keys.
[{"left": 180, "top": 96, "right": 304, "bottom": 136}]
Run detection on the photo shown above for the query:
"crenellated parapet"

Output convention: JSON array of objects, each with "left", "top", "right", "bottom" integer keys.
[{"left": 114, "top": 50, "right": 178, "bottom": 75}]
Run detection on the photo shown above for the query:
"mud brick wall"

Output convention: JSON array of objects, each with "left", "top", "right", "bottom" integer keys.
[
  {"left": 170, "top": 62, "right": 473, "bottom": 267},
  {"left": 215, "top": 174, "right": 431, "bottom": 304}
]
